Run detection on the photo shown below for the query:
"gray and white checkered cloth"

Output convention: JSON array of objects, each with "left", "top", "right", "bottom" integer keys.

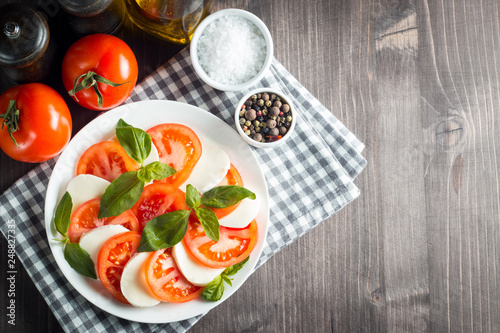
[{"left": 0, "top": 48, "right": 366, "bottom": 333}]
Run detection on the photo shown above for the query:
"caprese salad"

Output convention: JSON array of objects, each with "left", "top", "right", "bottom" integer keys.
[{"left": 52, "top": 119, "right": 260, "bottom": 306}]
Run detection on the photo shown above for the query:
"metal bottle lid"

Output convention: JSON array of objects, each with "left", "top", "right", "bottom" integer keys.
[{"left": 0, "top": 4, "right": 50, "bottom": 68}]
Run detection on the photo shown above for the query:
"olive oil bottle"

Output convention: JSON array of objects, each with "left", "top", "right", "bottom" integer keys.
[{"left": 123, "top": 0, "right": 214, "bottom": 44}]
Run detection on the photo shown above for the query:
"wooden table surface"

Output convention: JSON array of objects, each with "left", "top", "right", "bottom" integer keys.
[{"left": 2, "top": 0, "right": 500, "bottom": 332}]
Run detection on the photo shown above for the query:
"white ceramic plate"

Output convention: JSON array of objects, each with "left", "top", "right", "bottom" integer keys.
[{"left": 44, "top": 100, "right": 269, "bottom": 323}]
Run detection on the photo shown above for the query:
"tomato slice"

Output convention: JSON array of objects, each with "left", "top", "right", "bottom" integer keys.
[
  {"left": 147, "top": 124, "right": 202, "bottom": 187},
  {"left": 130, "top": 182, "right": 186, "bottom": 230},
  {"left": 68, "top": 198, "right": 140, "bottom": 242},
  {"left": 210, "top": 164, "right": 245, "bottom": 219},
  {"left": 97, "top": 231, "right": 141, "bottom": 304},
  {"left": 183, "top": 219, "right": 258, "bottom": 268},
  {"left": 144, "top": 248, "right": 203, "bottom": 303},
  {"left": 76, "top": 141, "right": 139, "bottom": 182},
  {"left": 107, "top": 210, "right": 140, "bottom": 232},
  {"left": 217, "top": 164, "right": 244, "bottom": 187}
]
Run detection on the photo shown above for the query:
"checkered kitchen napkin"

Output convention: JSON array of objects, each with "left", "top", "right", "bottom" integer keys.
[{"left": 0, "top": 47, "right": 366, "bottom": 333}]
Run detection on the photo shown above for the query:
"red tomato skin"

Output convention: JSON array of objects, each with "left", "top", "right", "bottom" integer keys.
[
  {"left": 76, "top": 141, "right": 139, "bottom": 182},
  {"left": 130, "top": 182, "right": 184, "bottom": 230},
  {"left": 61, "top": 34, "right": 138, "bottom": 110},
  {"left": 183, "top": 219, "right": 259, "bottom": 269},
  {"left": 0, "top": 83, "right": 72, "bottom": 163},
  {"left": 67, "top": 198, "right": 140, "bottom": 243},
  {"left": 97, "top": 231, "right": 141, "bottom": 304},
  {"left": 144, "top": 248, "right": 203, "bottom": 303},
  {"left": 146, "top": 123, "right": 202, "bottom": 187}
]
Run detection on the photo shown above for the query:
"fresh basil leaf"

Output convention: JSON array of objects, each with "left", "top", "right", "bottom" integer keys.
[
  {"left": 194, "top": 207, "right": 219, "bottom": 241},
  {"left": 222, "top": 274, "right": 233, "bottom": 287},
  {"left": 224, "top": 256, "right": 250, "bottom": 276},
  {"left": 136, "top": 169, "right": 150, "bottom": 183},
  {"left": 201, "top": 185, "right": 256, "bottom": 209},
  {"left": 201, "top": 257, "right": 250, "bottom": 301},
  {"left": 54, "top": 191, "right": 73, "bottom": 236},
  {"left": 201, "top": 275, "right": 224, "bottom": 302},
  {"left": 137, "top": 161, "right": 176, "bottom": 183},
  {"left": 64, "top": 242, "right": 97, "bottom": 279},
  {"left": 138, "top": 210, "right": 190, "bottom": 252},
  {"left": 98, "top": 171, "right": 144, "bottom": 218},
  {"left": 185, "top": 184, "right": 201, "bottom": 209},
  {"left": 116, "top": 118, "right": 152, "bottom": 164}
]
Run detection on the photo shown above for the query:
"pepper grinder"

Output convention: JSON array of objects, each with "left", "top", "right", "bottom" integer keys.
[
  {"left": 57, "top": 0, "right": 125, "bottom": 36},
  {"left": 0, "top": 4, "right": 55, "bottom": 84}
]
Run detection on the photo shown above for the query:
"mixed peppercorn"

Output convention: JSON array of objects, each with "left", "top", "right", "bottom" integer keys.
[{"left": 238, "top": 92, "right": 293, "bottom": 143}]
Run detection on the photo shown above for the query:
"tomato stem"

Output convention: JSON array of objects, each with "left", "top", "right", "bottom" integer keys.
[
  {"left": 68, "top": 71, "right": 130, "bottom": 108},
  {"left": 0, "top": 100, "right": 20, "bottom": 148}
]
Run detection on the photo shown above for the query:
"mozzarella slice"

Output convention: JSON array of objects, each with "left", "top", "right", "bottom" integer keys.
[
  {"left": 218, "top": 195, "right": 260, "bottom": 228},
  {"left": 179, "top": 137, "right": 230, "bottom": 193},
  {"left": 66, "top": 174, "right": 110, "bottom": 212},
  {"left": 121, "top": 252, "right": 161, "bottom": 307},
  {"left": 172, "top": 242, "right": 224, "bottom": 287},
  {"left": 108, "top": 136, "right": 160, "bottom": 165},
  {"left": 79, "top": 225, "right": 129, "bottom": 264}
]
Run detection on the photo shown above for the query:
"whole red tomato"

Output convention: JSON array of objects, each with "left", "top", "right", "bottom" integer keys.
[
  {"left": 62, "top": 34, "right": 138, "bottom": 111},
  {"left": 0, "top": 83, "right": 72, "bottom": 163}
]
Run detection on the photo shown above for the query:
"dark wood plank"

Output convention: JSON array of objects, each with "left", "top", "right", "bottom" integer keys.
[
  {"left": 416, "top": 0, "right": 500, "bottom": 332},
  {"left": 371, "top": 1, "right": 429, "bottom": 332}
]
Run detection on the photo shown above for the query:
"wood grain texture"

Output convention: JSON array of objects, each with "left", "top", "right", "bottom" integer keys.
[
  {"left": 2, "top": 0, "right": 500, "bottom": 332},
  {"left": 416, "top": 0, "right": 500, "bottom": 332}
]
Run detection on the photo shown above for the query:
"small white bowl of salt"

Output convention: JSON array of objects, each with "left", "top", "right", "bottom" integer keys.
[{"left": 190, "top": 8, "right": 273, "bottom": 92}]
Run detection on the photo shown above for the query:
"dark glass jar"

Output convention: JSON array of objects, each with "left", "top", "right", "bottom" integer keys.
[
  {"left": 0, "top": 3, "right": 56, "bottom": 84},
  {"left": 57, "top": 0, "right": 125, "bottom": 36}
]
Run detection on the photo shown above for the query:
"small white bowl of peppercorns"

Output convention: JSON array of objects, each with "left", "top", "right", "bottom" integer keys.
[{"left": 234, "top": 88, "right": 296, "bottom": 148}]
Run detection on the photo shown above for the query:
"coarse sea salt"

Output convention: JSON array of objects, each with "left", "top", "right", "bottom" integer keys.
[{"left": 197, "top": 15, "right": 267, "bottom": 86}]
